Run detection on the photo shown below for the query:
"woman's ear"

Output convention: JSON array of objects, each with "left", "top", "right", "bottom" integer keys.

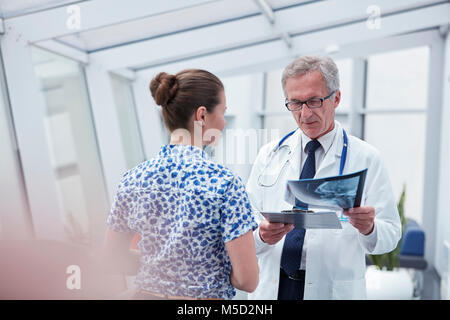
[{"left": 195, "top": 106, "right": 207, "bottom": 126}]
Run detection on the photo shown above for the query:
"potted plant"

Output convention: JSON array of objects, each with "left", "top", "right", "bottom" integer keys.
[
  {"left": 365, "top": 185, "right": 414, "bottom": 299},
  {"left": 368, "top": 185, "right": 407, "bottom": 270}
]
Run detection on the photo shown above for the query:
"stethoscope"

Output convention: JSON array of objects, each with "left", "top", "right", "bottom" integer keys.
[{"left": 257, "top": 128, "right": 348, "bottom": 188}]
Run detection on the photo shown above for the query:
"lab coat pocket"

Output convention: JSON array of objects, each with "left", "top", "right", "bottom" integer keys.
[{"left": 331, "top": 278, "right": 366, "bottom": 300}]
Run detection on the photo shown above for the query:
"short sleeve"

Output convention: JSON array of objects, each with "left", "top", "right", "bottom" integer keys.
[
  {"left": 220, "top": 175, "right": 258, "bottom": 243},
  {"left": 106, "top": 175, "right": 134, "bottom": 233}
]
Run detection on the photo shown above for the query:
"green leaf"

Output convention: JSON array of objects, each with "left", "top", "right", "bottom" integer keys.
[{"left": 368, "top": 184, "right": 407, "bottom": 271}]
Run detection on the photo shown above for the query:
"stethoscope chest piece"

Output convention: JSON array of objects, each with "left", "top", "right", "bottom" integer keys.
[{"left": 257, "top": 144, "right": 292, "bottom": 188}]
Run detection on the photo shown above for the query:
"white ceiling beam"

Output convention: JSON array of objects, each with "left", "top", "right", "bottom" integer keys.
[
  {"left": 110, "top": 68, "right": 137, "bottom": 81},
  {"left": 136, "top": 3, "right": 450, "bottom": 79},
  {"left": 88, "top": 0, "right": 444, "bottom": 71},
  {"left": 254, "top": 0, "right": 292, "bottom": 49},
  {"left": 137, "top": 39, "right": 289, "bottom": 78},
  {"left": 32, "top": 40, "right": 137, "bottom": 82},
  {"left": 56, "top": 0, "right": 264, "bottom": 52},
  {"left": 328, "top": 29, "right": 442, "bottom": 61},
  {"left": 33, "top": 40, "right": 89, "bottom": 64},
  {"left": 281, "top": 32, "right": 293, "bottom": 49},
  {"left": 254, "top": 0, "right": 275, "bottom": 24},
  {"left": 3, "top": 0, "right": 215, "bottom": 43}
]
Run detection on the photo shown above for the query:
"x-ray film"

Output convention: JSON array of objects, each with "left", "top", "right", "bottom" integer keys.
[{"left": 285, "top": 168, "right": 368, "bottom": 210}]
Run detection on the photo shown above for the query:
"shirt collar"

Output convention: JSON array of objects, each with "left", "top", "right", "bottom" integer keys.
[
  {"left": 301, "top": 122, "right": 338, "bottom": 154},
  {"left": 159, "top": 144, "right": 209, "bottom": 159}
]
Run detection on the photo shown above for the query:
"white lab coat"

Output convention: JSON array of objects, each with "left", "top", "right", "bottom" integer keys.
[{"left": 246, "top": 121, "right": 401, "bottom": 300}]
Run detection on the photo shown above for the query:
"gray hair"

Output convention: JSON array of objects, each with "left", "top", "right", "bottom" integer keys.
[{"left": 281, "top": 55, "right": 340, "bottom": 96}]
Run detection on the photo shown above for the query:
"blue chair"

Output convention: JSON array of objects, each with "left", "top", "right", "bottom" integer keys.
[
  {"left": 399, "top": 219, "right": 427, "bottom": 270},
  {"left": 399, "top": 219, "right": 427, "bottom": 299}
]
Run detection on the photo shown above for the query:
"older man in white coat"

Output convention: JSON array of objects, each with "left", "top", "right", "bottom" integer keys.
[{"left": 246, "top": 56, "right": 401, "bottom": 300}]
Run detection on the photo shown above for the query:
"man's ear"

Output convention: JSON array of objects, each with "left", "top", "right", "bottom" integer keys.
[
  {"left": 333, "top": 90, "right": 341, "bottom": 109},
  {"left": 195, "top": 106, "right": 207, "bottom": 125}
]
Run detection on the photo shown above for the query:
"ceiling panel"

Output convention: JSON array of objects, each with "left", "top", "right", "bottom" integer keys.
[
  {"left": 10, "top": 0, "right": 446, "bottom": 78},
  {"left": 0, "top": 0, "right": 83, "bottom": 18},
  {"left": 55, "top": 0, "right": 310, "bottom": 52}
]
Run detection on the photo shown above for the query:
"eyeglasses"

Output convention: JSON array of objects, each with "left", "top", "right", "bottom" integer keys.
[{"left": 285, "top": 90, "right": 336, "bottom": 111}]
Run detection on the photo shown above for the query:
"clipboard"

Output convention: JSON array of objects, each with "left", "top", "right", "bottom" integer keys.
[{"left": 261, "top": 209, "right": 342, "bottom": 229}]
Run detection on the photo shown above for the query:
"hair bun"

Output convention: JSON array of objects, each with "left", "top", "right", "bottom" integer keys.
[{"left": 149, "top": 72, "right": 179, "bottom": 107}]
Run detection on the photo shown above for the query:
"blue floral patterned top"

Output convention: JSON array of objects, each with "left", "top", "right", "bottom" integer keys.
[{"left": 107, "top": 144, "right": 257, "bottom": 299}]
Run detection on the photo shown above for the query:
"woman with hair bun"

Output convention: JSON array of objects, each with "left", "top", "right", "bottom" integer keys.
[{"left": 103, "top": 69, "right": 259, "bottom": 300}]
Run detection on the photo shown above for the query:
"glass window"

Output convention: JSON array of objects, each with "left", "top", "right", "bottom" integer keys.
[
  {"left": 264, "top": 68, "right": 284, "bottom": 113},
  {"left": 334, "top": 58, "right": 352, "bottom": 112},
  {"left": 262, "top": 114, "right": 297, "bottom": 140},
  {"left": 159, "top": 109, "right": 170, "bottom": 144},
  {"left": 366, "top": 46, "right": 429, "bottom": 110},
  {"left": 31, "top": 47, "right": 109, "bottom": 245},
  {"left": 263, "top": 69, "right": 297, "bottom": 140},
  {"left": 335, "top": 114, "right": 350, "bottom": 133},
  {"left": 364, "top": 46, "right": 430, "bottom": 224},
  {"left": 364, "top": 113, "right": 426, "bottom": 224},
  {"left": 216, "top": 74, "right": 262, "bottom": 183},
  {"left": 110, "top": 74, "right": 145, "bottom": 169}
]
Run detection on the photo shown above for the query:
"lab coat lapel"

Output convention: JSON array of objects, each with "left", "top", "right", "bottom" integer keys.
[
  {"left": 285, "top": 129, "right": 302, "bottom": 180},
  {"left": 274, "top": 129, "right": 302, "bottom": 211}
]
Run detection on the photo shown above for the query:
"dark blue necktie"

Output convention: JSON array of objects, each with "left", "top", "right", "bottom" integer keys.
[{"left": 280, "top": 139, "right": 321, "bottom": 276}]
